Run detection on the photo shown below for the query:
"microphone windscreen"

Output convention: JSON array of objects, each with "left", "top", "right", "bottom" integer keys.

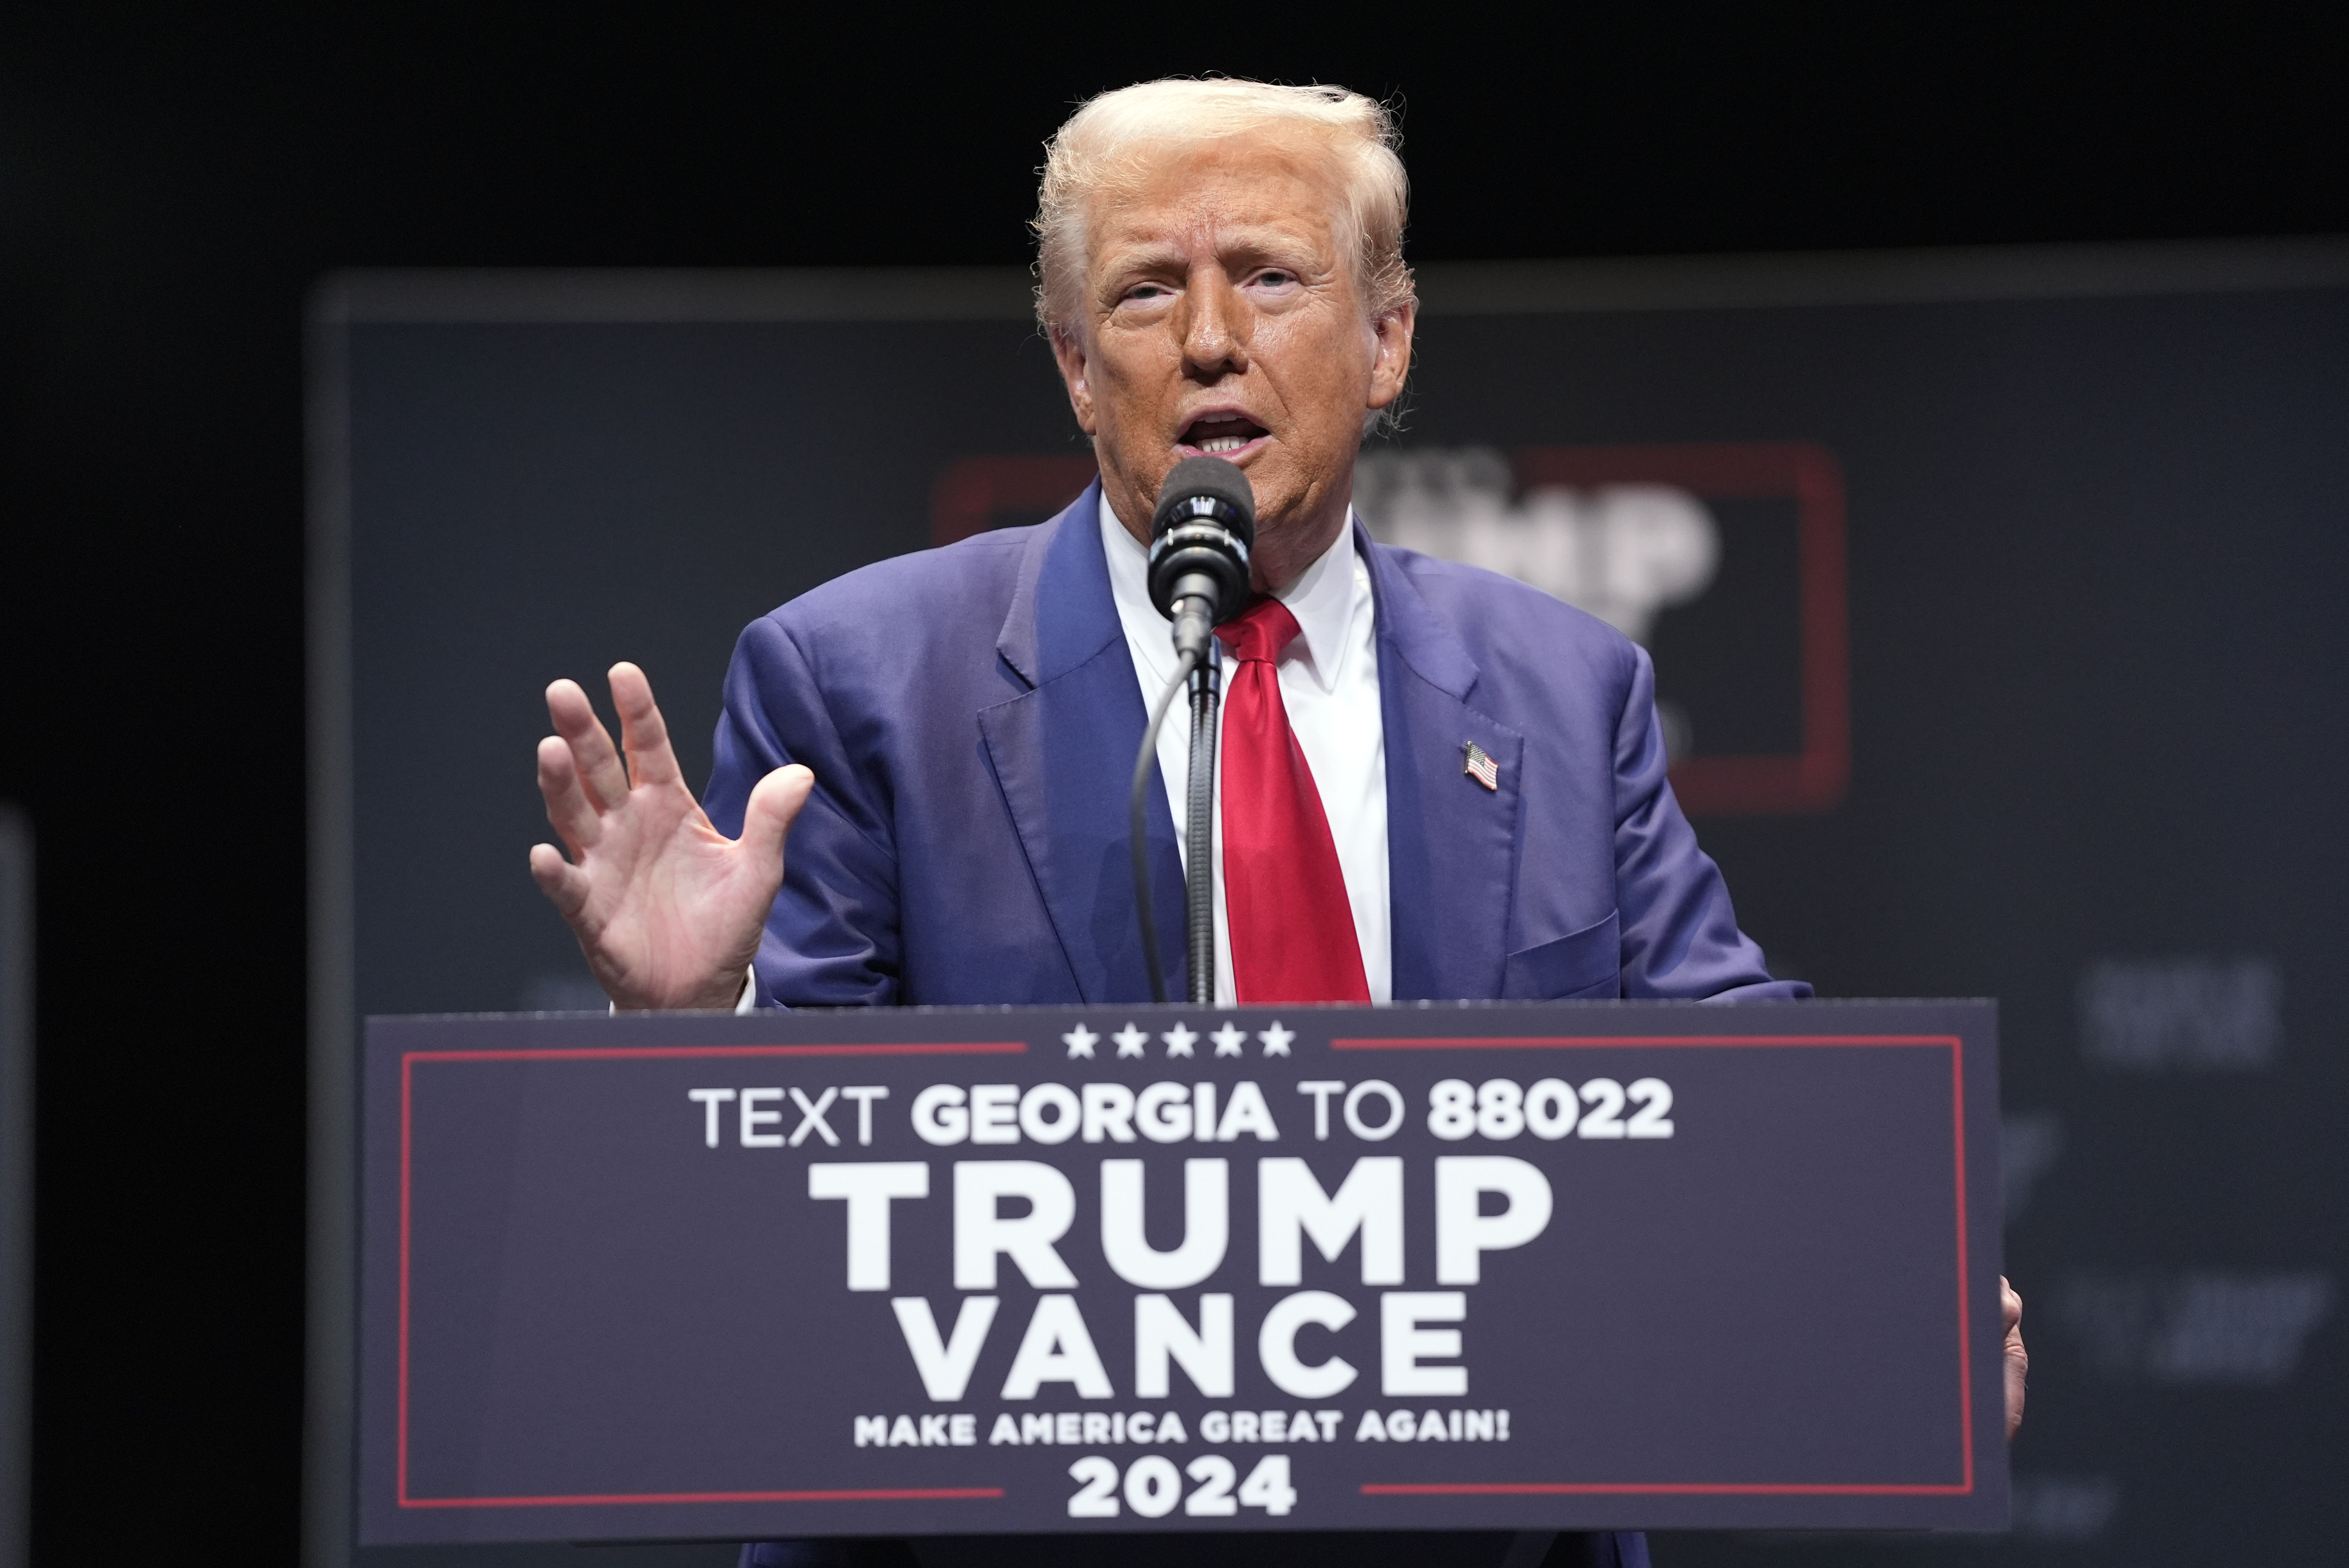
[{"left": 1150, "top": 455, "right": 1257, "bottom": 546}]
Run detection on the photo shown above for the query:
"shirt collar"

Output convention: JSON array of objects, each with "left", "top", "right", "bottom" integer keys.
[{"left": 1098, "top": 490, "right": 1360, "bottom": 693}]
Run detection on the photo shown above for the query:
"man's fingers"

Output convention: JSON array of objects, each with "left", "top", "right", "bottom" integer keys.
[
  {"left": 537, "top": 736, "right": 602, "bottom": 851},
  {"left": 545, "top": 677, "right": 630, "bottom": 809},
  {"left": 528, "top": 842, "right": 592, "bottom": 920},
  {"left": 739, "top": 764, "right": 816, "bottom": 871},
  {"left": 2001, "top": 1277, "right": 2027, "bottom": 1440},
  {"left": 608, "top": 661, "right": 684, "bottom": 789}
]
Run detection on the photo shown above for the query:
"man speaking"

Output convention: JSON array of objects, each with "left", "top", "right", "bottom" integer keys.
[{"left": 529, "top": 76, "right": 2021, "bottom": 1568}]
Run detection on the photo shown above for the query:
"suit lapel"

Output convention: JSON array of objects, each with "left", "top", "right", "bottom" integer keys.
[
  {"left": 979, "top": 486, "right": 1189, "bottom": 1003},
  {"left": 1364, "top": 524, "right": 1525, "bottom": 1001}
]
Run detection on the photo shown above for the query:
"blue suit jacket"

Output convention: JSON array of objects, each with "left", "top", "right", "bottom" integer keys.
[{"left": 704, "top": 484, "right": 1804, "bottom": 1008}]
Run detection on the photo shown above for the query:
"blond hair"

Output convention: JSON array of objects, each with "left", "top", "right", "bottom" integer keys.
[{"left": 1033, "top": 78, "right": 1414, "bottom": 339}]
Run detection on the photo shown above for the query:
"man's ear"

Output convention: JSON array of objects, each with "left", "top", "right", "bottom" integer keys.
[
  {"left": 1050, "top": 323, "right": 1097, "bottom": 435},
  {"left": 1366, "top": 299, "right": 1417, "bottom": 411}
]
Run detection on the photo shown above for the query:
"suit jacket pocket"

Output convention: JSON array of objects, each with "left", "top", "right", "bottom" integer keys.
[{"left": 1502, "top": 911, "right": 1621, "bottom": 1000}]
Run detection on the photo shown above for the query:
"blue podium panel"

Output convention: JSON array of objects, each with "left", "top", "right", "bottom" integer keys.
[{"left": 359, "top": 1000, "right": 2005, "bottom": 1544}]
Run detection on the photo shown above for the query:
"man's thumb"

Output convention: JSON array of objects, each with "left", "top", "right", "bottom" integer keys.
[{"left": 740, "top": 765, "right": 815, "bottom": 870}]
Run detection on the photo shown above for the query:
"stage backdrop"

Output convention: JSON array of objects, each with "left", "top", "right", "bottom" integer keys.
[{"left": 312, "top": 244, "right": 2349, "bottom": 1568}]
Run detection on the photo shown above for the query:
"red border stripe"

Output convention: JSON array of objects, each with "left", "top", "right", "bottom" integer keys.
[
  {"left": 397, "top": 1032, "right": 1977, "bottom": 1508},
  {"left": 1330, "top": 1034, "right": 1956, "bottom": 1049},
  {"left": 403, "top": 1041, "right": 1027, "bottom": 1064},
  {"left": 1362, "top": 1482, "right": 1971, "bottom": 1497},
  {"left": 405, "top": 1487, "right": 1004, "bottom": 1509},
  {"left": 396, "top": 1053, "right": 413, "bottom": 1504},
  {"left": 1949, "top": 1033, "right": 1976, "bottom": 1488}
]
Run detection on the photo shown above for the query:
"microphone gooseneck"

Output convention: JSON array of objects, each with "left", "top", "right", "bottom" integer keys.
[
  {"left": 1132, "top": 455, "right": 1257, "bottom": 1004},
  {"left": 1129, "top": 647, "right": 1197, "bottom": 1006}
]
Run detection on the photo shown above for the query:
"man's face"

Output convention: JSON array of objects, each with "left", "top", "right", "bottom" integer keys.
[{"left": 1051, "top": 129, "right": 1415, "bottom": 590}]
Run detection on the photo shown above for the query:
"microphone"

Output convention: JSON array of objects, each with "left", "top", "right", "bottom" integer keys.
[{"left": 1148, "top": 455, "right": 1256, "bottom": 660}]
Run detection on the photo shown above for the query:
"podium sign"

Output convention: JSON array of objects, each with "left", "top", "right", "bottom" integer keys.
[{"left": 359, "top": 1000, "right": 2005, "bottom": 1544}]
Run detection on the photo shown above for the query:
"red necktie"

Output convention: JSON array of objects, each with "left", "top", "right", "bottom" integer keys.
[{"left": 1214, "top": 598, "right": 1371, "bottom": 1004}]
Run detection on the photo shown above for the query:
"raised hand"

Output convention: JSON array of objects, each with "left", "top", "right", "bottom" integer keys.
[{"left": 529, "top": 662, "right": 813, "bottom": 1010}]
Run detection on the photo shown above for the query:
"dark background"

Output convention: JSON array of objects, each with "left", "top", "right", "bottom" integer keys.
[{"left": 5, "top": 8, "right": 2348, "bottom": 1566}]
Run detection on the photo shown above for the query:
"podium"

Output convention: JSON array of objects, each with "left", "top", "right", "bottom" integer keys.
[{"left": 358, "top": 999, "right": 2006, "bottom": 1545}]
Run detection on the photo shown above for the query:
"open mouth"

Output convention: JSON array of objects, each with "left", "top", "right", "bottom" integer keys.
[{"left": 1177, "top": 412, "right": 1269, "bottom": 458}]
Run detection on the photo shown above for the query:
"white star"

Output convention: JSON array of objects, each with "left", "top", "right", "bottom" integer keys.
[
  {"left": 1258, "top": 1021, "right": 1295, "bottom": 1057},
  {"left": 1211, "top": 1023, "right": 1247, "bottom": 1058},
  {"left": 1113, "top": 1023, "right": 1150, "bottom": 1059},
  {"left": 1062, "top": 1024, "right": 1099, "bottom": 1060},
  {"left": 1162, "top": 1022, "right": 1198, "bottom": 1058}
]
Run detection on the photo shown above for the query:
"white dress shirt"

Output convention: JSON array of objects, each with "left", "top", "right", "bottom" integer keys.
[{"left": 1100, "top": 494, "right": 1391, "bottom": 1004}]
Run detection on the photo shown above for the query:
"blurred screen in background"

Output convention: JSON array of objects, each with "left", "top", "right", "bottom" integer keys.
[{"left": 316, "top": 246, "right": 2349, "bottom": 1566}]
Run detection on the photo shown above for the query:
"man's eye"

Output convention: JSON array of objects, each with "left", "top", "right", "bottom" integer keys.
[
  {"left": 1254, "top": 271, "right": 1297, "bottom": 289},
  {"left": 1123, "top": 283, "right": 1173, "bottom": 303}
]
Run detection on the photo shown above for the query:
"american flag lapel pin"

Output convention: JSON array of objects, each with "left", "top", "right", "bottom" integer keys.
[{"left": 1462, "top": 740, "right": 1499, "bottom": 791}]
